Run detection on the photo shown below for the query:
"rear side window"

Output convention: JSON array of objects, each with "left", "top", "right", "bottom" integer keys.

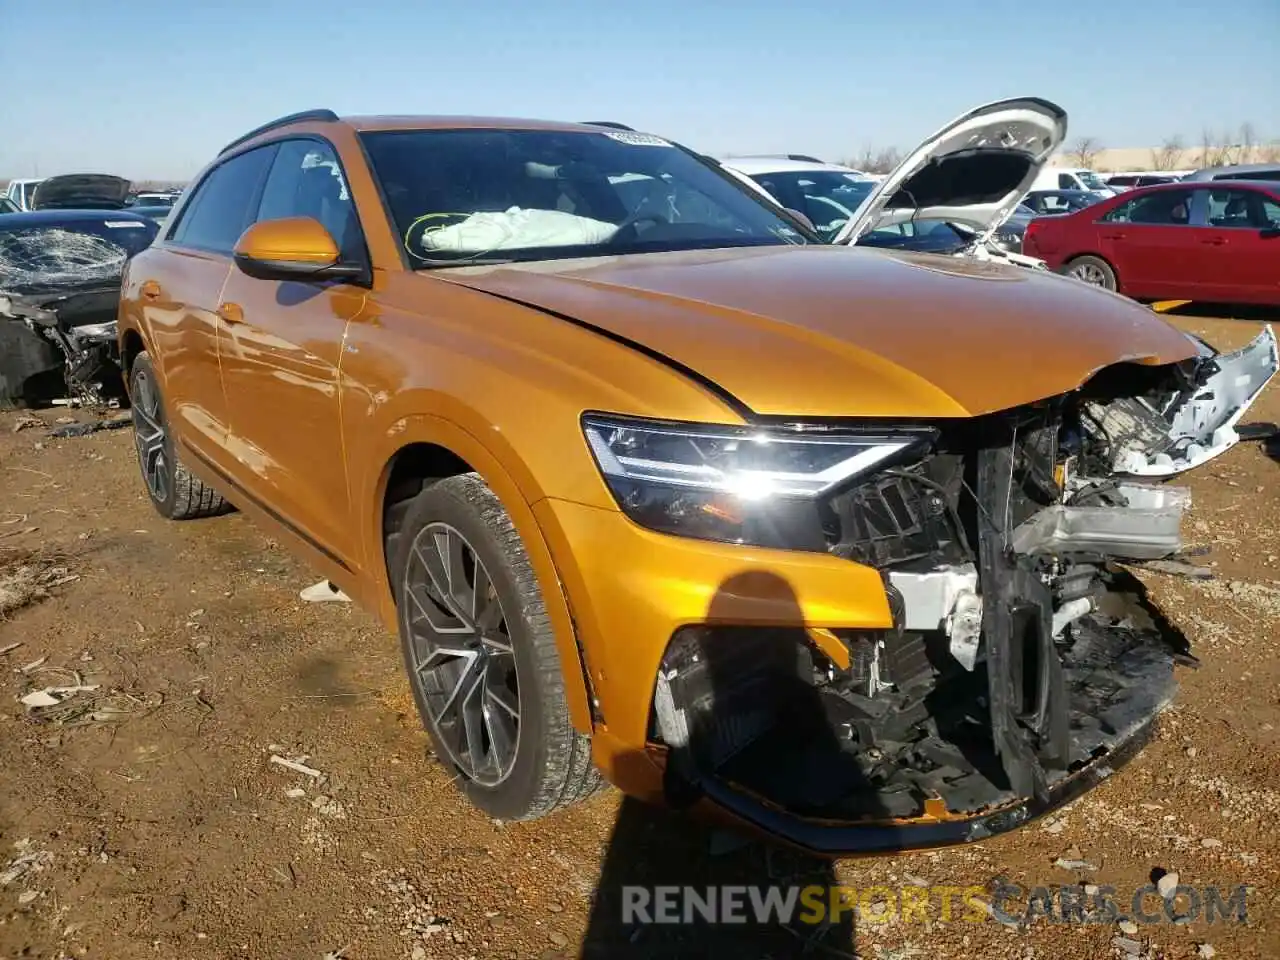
[
  {"left": 1101, "top": 190, "right": 1195, "bottom": 225},
  {"left": 170, "top": 146, "right": 276, "bottom": 253}
]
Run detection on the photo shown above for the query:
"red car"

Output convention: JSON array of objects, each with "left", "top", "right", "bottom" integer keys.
[{"left": 1022, "top": 179, "right": 1280, "bottom": 305}]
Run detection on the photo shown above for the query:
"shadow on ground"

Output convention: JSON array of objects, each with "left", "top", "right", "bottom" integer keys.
[
  {"left": 1160, "top": 303, "right": 1280, "bottom": 323},
  {"left": 579, "top": 570, "right": 871, "bottom": 958},
  {"left": 579, "top": 799, "right": 855, "bottom": 959}
]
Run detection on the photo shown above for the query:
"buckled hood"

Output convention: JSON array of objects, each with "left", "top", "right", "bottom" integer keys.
[
  {"left": 440, "top": 243, "right": 1197, "bottom": 420},
  {"left": 31, "top": 175, "right": 132, "bottom": 211},
  {"left": 831, "top": 98, "right": 1068, "bottom": 247}
]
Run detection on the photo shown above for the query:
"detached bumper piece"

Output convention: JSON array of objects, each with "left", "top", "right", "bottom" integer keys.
[{"left": 651, "top": 399, "right": 1200, "bottom": 855}]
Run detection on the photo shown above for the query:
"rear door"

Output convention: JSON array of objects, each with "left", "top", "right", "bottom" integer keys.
[
  {"left": 132, "top": 145, "right": 275, "bottom": 471},
  {"left": 215, "top": 137, "right": 370, "bottom": 569},
  {"left": 1095, "top": 188, "right": 1200, "bottom": 298},
  {"left": 1196, "top": 186, "right": 1280, "bottom": 304}
]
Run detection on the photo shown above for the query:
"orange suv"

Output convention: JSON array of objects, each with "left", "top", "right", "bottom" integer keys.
[{"left": 118, "top": 109, "right": 1277, "bottom": 854}]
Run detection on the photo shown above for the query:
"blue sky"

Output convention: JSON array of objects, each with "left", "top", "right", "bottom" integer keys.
[{"left": 3, "top": 0, "right": 1277, "bottom": 179}]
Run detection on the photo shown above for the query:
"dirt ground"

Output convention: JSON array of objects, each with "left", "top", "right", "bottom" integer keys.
[{"left": 1, "top": 311, "right": 1277, "bottom": 960}]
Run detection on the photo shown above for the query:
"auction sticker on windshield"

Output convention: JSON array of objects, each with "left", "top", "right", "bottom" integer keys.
[{"left": 604, "top": 132, "right": 673, "bottom": 147}]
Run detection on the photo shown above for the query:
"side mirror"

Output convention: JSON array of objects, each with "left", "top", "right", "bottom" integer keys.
[
  {"left": 784, "top": 208, "right": 817, "bottom": 232},
  {"left": 233, "top": 217, "right": 364, "bottom": 282},
  {"left": 1260, "top": 225, "right": 1280, "bottom": 239}
]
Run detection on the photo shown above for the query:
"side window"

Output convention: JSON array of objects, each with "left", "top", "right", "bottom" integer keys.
[
  {"left": 1100, "top": 190, "right": 1194, "bottom": 225},
  {"left": 170, "top": 146, "right": 275, "bottom": 253},
  {"left": 256, "top": 139, "right": 361, "bottom": 259},
  {"left": 1207, "top": 188, "right": 1280, "bottom": 228},
  {"left": 1058, "top": 173, "right": 1076, "bottom": 189}
]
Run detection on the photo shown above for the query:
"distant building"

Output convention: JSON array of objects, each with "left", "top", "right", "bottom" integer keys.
[{"left": 1049, "top": 144, "right": 1280, "bottom": 172}]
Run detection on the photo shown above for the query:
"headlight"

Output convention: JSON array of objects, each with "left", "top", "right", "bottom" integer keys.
[{"left": 582, "top": 414, "right": 934, "bottom": 548}]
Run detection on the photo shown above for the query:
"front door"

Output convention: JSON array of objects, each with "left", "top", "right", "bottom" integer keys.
[
  {"left": 216, "top": 138, "right": 371, "bottom": 569},
  {"left": 1196, "top": 187, "right": 1280, "bottom": 304}
]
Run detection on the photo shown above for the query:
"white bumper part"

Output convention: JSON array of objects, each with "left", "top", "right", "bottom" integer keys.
[{"left": 1105, "top": 325, "right": 1278, "bottom": 477}]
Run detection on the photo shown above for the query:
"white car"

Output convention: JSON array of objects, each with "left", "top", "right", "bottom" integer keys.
[
  {"left": 4, "top": 178, "right": 45, "bottom": 212},
  {"left": 721, "top": 97, "right": 1070, "bottom": 269},
  {"left": 717, "top": 156, "right": 879, "bottom": 240},
  {"left": 1031, "top": 166, "right": 1118, "bottom": 195}
]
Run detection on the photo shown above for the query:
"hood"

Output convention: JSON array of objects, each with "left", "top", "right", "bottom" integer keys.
[
  {"left": 831, "top": 98, "right": 1067, "bottom": 247},
  {"left": 31, "top": 175, "right": 132, "bottom": 211},
  {"left": 439, "top": 244, "right": 1195, "bottom": 420}
]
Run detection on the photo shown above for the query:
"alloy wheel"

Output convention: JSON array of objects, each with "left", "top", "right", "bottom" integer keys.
[
  {"left": 403, "top": 522, "right": 521, "bottom": 786},
  {"left": 1071, "top": 262, "right": 1109, "bottom": 286},
  {"left": 131, "top": 370, "right": 170, "bottom": 503}
]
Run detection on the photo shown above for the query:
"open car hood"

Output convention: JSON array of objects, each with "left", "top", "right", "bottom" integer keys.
[
  {"left": 31, "top": 175, "right": 132, "bottom": 210},
  {"left": 831, "top": 97, "right": 1067, "bottom": 246}
]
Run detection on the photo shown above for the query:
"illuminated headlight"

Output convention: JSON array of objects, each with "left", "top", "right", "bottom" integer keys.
[{"left": 582, "top": 414, "right": 934, "bottom": 548}]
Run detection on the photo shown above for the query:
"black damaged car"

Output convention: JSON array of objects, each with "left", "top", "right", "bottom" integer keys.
[{"left": 0, "top": 208, "right": 158, "bottom": 407}]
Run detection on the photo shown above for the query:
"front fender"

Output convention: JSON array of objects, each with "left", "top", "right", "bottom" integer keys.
[{"left": 359, "top": 412, "right": 596, "bottom": 735}]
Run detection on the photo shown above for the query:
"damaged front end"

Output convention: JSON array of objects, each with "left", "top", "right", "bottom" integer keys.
[
  {"left": 0, "top": 288, "right": 127, "bottom": 408},
  {"left": 647, "top": 326, "right": 1277, "bottom": 852}
]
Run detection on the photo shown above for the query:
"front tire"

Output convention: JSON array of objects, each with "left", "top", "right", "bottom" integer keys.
[
  {"left": 389, "top": 473, "right": 600, "bottom": 820},
  {"left": 129, "top": 353, "right": 231, "bottom": 520},
  {"left": 1065, "top": 255, "right": 1117, "bottom": 291}
]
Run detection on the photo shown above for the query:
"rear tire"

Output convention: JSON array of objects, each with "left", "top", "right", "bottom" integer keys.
[
  {"left": 1065, "top": 255, "right": 1117, "bottom": 291},
  {"left": 129, "top": 353, "right": 232, "bottom": 520},
  {"left": 389, "top": 472, "right": 601, "bottom": 820}
]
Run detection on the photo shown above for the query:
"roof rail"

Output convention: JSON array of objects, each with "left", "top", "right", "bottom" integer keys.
[
  {"left": 734, "top": 153, "right": 826, "bottom": 163},
  {"left": 581, "top": 121, "right": 635, "bottom": 131},
  {"left": 219, "top": 109, "right": 340, "bottom": 156}
]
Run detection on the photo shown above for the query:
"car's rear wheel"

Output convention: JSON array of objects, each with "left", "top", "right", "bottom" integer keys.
[
  {"left": 389, "top": 473, "right": 600, "bottom": 820},
  {"left": 129, "top": 353, "right": 231, "bottom": 520},
  {"left": 1065, "top": 255, "right": 1117, "bottom": 291}
]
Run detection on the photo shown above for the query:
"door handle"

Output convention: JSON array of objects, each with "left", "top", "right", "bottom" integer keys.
[
  {"left": 1101, "top": 233, "right": 1126, "bottom": 241},
  {"left": 140, "top": 280, "right": 162, "bottom": 301},
  {"left": 1200, "top": 238, "right": 1228, "bottom": 246},
  {"left": 217, "top": 302, "right": 245, "bottom": 325}
]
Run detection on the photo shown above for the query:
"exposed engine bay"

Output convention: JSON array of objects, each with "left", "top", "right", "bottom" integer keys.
[
  {"left": 652, "top": 326, "right": 1277, "bottom": 825},
  {"left": 0, "top": 288, "right": 126, "bottom": 408}
]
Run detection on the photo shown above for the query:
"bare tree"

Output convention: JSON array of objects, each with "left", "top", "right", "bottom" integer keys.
[
  {"left": 1239, "top": 122, "right": 1256, "bottom": 161},
  {"left": 1066, "top": 137, "right": 1102, "bottom": 168},
  {"left": 848, "top": 145, "right": 903, "bottom": 175},
  {"left": 1151, "top": 135, "right": 1185, "bottom": 171}
]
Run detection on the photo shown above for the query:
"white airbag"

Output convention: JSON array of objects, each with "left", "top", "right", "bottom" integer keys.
[{"left": 420, "top": 207, "right": 617, "bottom": 254}]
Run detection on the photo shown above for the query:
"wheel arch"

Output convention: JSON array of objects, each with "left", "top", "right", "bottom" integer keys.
[
  {"left": 119, "top": 327, "right": 149, "bottom": 387},
  {"left": 368, "top": 418, "right": 597, "bottom": 735}
]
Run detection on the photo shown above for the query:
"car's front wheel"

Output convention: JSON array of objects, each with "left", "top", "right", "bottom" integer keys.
[
  {"left": 1065, "top": 255, "right": 1117, "bottom": 291},
  {"left": 129, "top": 353, "right": 232, "bottom": 520},
  {"left": 388, "top": 473, "right": 600, "bottom": 820}
]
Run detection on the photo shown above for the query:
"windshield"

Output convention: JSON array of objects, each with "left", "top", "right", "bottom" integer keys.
[
  {"left": 859, "top": 218, "right": 968, "bottom": 254},
  {"left": 745, "top": 171, "right": 876, "bottom": 241},
  {"left": 360, "top": 129, "right": 809, "bottom": 266},
  {"left": 0, "top": 218, "right": 158, "bottom": 293},
  {"left": 1076, "top": 171, "right": 1109, "bottom": 190}
]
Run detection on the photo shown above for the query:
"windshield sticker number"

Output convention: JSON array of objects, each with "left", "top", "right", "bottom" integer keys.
[{"left": 604, "top": 132, "right": 673, "bottom": 148}]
